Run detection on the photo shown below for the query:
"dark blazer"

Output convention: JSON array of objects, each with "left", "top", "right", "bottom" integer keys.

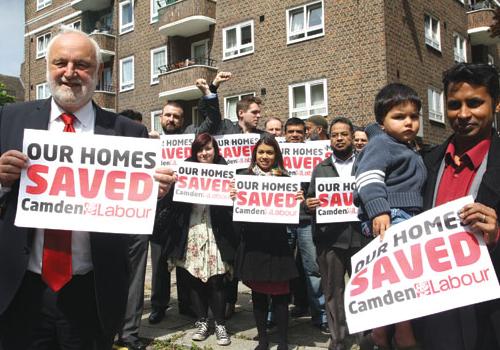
[
  {"left": 307, "top": 156, "right": 369, "bottom": 252},
  {"left": 152, "top": 156, "right": 238, "bottom": 263},
  {"left": 419, "top": 131, "right": 500, "bottom": 350},
  {"left": 0, "top": 98, "right": 148, "bottom": 338},
  {"left": 233, "top": 169, "right": 298, "bottom": 282}
]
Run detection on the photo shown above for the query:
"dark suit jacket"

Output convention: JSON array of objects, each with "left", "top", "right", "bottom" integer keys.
[
  {"left": 0, "top": 98, "right": 149, "bottom": 337},
  {"left": 420, "top": 131, "right": 500, "bottom": 349}
]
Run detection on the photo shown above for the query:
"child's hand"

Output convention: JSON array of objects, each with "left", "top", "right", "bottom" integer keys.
[{"left": 372, "top": 213, "right": 390, "bottom": 240}]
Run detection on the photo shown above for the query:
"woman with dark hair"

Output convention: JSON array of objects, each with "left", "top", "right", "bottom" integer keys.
[
  {"left": 152, "top": 133, "right": 237, "bottom": 346},
  {"left": 231, "top": 135, "right": 302, "bottom": 350}
]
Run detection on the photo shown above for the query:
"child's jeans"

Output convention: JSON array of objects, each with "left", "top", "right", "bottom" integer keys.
[{"left": 361, "top": 208, "right": 415, "bottom": 237}]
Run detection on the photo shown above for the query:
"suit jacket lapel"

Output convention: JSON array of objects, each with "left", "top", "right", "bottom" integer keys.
[
  {"left": 93, "top": 102, "right": 115, "bottom": 136},
  {"left": 26, "top": 98, "right": 51, "bottom": 131}
]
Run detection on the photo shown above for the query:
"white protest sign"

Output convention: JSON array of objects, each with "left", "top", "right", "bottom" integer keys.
[
  {"left": 281, "top": 140, "right": 331, "bottom": 182},
  {"left": 214, "top": 134, "right": 260, "bottom": 169},
  {"left": 233, "top": 175, "right": 301, "bottom": 224},
  {"left": 160, "top": 133, "right": 195, "bottom": 169},
  {"left": 16, "top": 129, "right": 160, "bottom": 235},
  {"left": 173, "top": 162, "right": 234, "bottom": 206},
  {"left": 315, "top": 177, "right": 359, "bottom": 223},
  {"left": 345, "top": 196, "right": 500, "bottom": 334}
]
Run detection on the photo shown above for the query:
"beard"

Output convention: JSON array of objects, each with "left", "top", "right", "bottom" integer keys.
[{"left": 48, "top": 70, "right": 97, "bottom": 110}]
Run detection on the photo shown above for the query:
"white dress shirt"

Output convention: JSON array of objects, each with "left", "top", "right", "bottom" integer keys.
[
  {"left": 331, "top": 152, "right": 355, "bottom": 178},
  {"left": 27, "top": 99, "right": 96, "bottom": 275}
]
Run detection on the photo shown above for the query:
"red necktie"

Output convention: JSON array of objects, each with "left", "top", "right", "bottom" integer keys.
[{"left": 41, "top": 113, "right": 75, "bottom": 291}]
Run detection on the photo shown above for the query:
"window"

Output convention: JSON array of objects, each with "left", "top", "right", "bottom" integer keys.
[
  {"left": 224, "top": 92, "right": 256, "bottom": 122},
  {"left": 67, "top": 20, "right": 81, "bottom": 31},
  {"left": 120, "top": 56, "right": 134, "bottom": 92},
  {"left": 97, "top": 67, "right": 113, "bottom": 91},
  {"left": 424, "top": 14, "right": 441, "bottom": 51},
  {"left": 223, "top": 21, "right": 254, "bottom": 60},
  {"left": 151, "top": 110, "right": 163, "bottom": 135},
  {"left": 488, "top": 54, "right": 495, "bottom": 65},
  {"left": 191, "top": 39, "right": 209, "bottom": 62},
  {"left": 454, "top": 34, "right": 466, "bottom": 63},
  {"left": 36, "top": 82, "right": 51, "bottom": 100},
  {"left": 428, "top": 87, "right": 444, "bottom": 123},
  {"left": 37, "top": 0, "right": 51, "bottom": 11},
  {"left": 417, "top": 108, "right": 424, "bottom": 138},
  {"left": 151, "top": 46, "right": 167, "bottom": 84},
  {"left": 286, "top": 1, "right": 324, "bottom": 44},
  {"left": 289, "top": 79, "right": 328, "bottom": 119},
  {"left": 119, "top": 0, "right": 134, "bottom": 34},
  {"left": 151, "top": 0, "right": 164, "bottom": 22},
  {"left": 36, "top": 33, "right": 51, "bottom": 59}
]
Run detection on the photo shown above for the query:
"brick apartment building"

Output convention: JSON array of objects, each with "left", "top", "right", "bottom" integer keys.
[{"left": 21, "top": 0, "right": 500, "bottom": 145}]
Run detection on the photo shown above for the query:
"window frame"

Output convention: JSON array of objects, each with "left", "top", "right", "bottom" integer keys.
[
  {"left": 119, "top": 56, "right": 135, "bottom": 92},
  {"left": 150, "top": 46, "right": 167, "bottom": 85},
  {"left": 427, "top": 87, "right": 445, "bottom": 124},
  {"left": 36, "top": 32, "right": 51, "bottom": 59},
  {"left": 151, "top": 0, "right": 160, "bottom": 23},
  {"left": 222, "top": 20, "right": 255, "bottom": 61},
  {"left": 286, "top": 0, "right": 325, "bottom": 45},
  {"left": 224, "top": 92, "right": 257, "bottom": 122},
  {"left": 119, "top": 0, "right": 135, "bottom": 35},
  {"left": 36, "top": 82, "right": 51, "bottom": 100},
  {"left": 151, "top": 110, "right": 164, "bottom": 135},
  {"left": 288, "top": 79, "right": 328, "bottom": 119},
  {"left": 424, "top": 14, "right": 441, "bottom": 51},
  {"left": 453, "top": 33, "right": 467, "bottom": 63},
  {"left": 191, "top": 39, "right": 210, "bottom": 61},
  {"left": 37, "top": 0, "right": 52, "bottom": 11},
  {"left": 67, "top": 20, "right": 81, "bottom": 31}
]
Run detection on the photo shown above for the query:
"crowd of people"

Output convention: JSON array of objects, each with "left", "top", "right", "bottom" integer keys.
[{"left": 0, "top": 27, "right": 499, "bottom": 350}]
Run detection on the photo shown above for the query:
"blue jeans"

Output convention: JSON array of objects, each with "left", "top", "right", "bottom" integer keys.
[
  {"left": 287, "top": 223, "right": 327, "bottom": 325},
  {"left": 361, "top": 208, "right": 414, "bottom": 237}
]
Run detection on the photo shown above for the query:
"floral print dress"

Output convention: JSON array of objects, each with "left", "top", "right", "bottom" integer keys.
[{"left": 171, "top": 204, "right": 229, "bottom": 282}]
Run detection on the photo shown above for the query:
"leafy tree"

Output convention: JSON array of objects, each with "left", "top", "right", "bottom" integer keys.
[{"left": 0, "top": 82, "right": 15, "bottom": 106}]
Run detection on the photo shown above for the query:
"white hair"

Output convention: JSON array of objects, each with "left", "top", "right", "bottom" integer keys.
[{"left": 45, "top": 26, "right": 103, "bottom": 69}]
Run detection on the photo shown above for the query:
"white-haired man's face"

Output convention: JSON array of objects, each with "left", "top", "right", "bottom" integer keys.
[{"left": 47, "top": 32, "right": 100, "bottom": 112}]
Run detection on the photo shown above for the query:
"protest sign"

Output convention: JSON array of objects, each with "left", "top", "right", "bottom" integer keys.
[
  {"left": 345, "top": 196, "right": 500, "bottom": 334},
  {"left": 315, "top": 177, "right": 359, "bottom": 223},
  {"left": 15, "top": 129, "right": 160, "bottom": 235},
  {"left": 233, "top": 175, "right": 301, "bottom": 224},
  {"left": 160, "top": 133, "right": 195, "bottom": 168},
  {"left": 173, "top": 162, "right": 234, "bottom": 206},
  {"left": 214, "top": 134, "right": 260, "bottom": 168},
  {"left": 281, "top": 140, "right": 331, "bottom": 182}
]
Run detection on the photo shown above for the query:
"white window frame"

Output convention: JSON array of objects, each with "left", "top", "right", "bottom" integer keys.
[
  {"left": 37, "top": 0, "right": 51, "bottom": 11},
  {"left": 428, "top": 87, "right": 444, "bottom": 124},
  {"left": 288, "top": 79, "right": 328, "bottom": 119},
  {"left": 119, "top": 0, "right": 135, "bottom": 34},
  {"left": 222, "top": 20, "right": 255, "bottom": 60},
  {"left": 424, "top": 14, "right": 441, "bottom": 51},
  {"left": 151, "top": 110, "right": 164, "bottom": 135},
  {"left": 36, "top": 32, "right": 51, "bottom": 59},
  {"left": 36, "top": 82, "right": 51, "bottom": 100},
  {"left": 151, "top": 0, "right": 166, "bottom": 23},
  {"left": 191, "top": 39, "right": 209, "bottom": 61},
  {"left": 67, "top": 20, "right": 81, "bottom": 31},
  {"left": 286, "top": 0, "right": 325, "bottom": 44},
  {"left": 150, "top": 46, "right": 167, "bottom": 85},
  {"left": 417, "top": 108, "right": 424, "bottom": 138},
  {"left": 119, "top": 56, "right": 135, "bottom": 92},
  {"left": 224, "top": 92, "right": 256, "bottom": 122},
  {"left": 488, "top": 53, "right": 495, "bottom": 65},
  {"left": 453, "top": 33, "right": 467, "bottom": 63}
]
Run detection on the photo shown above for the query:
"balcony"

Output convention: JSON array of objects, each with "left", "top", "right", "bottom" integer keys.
[
  {"left": 158, "top": 57, "right": 217, "bottom": 100},
  {"left": 94, "top": 84, "right": 115, "bottom": 110},
  {"left": 467, "top": 5, "right": 498, "bottom": 46},
  {"left": 71, "top": 0, "right": 112, "bottom": 12},
  {"left": 89, "top": 31, "right": 115, "bottom": 62},
  {"left": 158, "top": 0, "right": 216, "bottom": 37}
]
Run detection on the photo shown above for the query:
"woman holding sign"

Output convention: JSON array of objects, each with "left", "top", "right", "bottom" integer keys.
[
  {"left": 152, "top": 133, "right": 237, "bottom": 346},
  {"left": 231, "top": 135, "right": 302, "bottom": 350}
]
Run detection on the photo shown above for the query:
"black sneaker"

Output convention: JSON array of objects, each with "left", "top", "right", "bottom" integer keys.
[
  {"left": 290, "top": 306, "right": 309, "bottom": 318},
  {"left": 148, "top": 309, "right": 165, "bottom": 324},
  {"left": 115, "top": 338, "right": 147, "bottom": 350}
]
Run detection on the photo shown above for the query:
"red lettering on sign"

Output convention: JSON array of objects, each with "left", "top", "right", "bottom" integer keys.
[
  {"left": 26, "top": 164, "right": 49, "bottom": 194},
  {"left": 236, "top": 191, "right": 296, "bottom": 208},
  {"left": 79, "top": 169, "right": 104, "bottom": 198},
  {"left": 350, "top": 268, "right": 369, "bottom": 297},
  {"left": 162, "top": 147, "right": 191, "bottom": 160}
]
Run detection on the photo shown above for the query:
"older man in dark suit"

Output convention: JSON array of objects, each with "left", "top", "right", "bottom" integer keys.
[{"left": 0, "top": 28, "right": 174, "bottom": 349}]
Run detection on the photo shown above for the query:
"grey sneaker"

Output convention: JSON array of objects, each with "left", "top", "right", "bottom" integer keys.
[
  {"left": 192, "top": 320, "right": 209, "bottom": 341},
  {"left": 215, "top": 323, "right": 231, "bottom": 346}
]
